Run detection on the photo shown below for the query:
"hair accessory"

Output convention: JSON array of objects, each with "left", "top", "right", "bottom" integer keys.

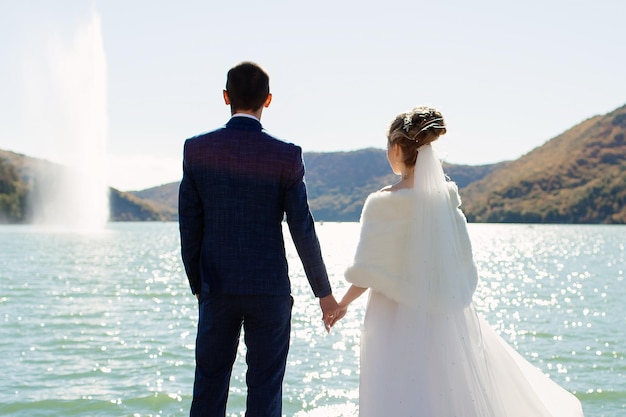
[
  {"left": 417, "top": 117, "right": 445, "bottom": 134},
  {"left": 403, "top": 114, "right": 413, "bottom": 132}
]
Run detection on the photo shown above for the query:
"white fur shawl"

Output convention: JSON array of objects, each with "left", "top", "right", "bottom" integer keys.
[{"left": 344, "top": 182, "right": 478, "bottom": 310}]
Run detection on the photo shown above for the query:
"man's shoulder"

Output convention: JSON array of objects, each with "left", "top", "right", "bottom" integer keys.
[
  {"left": 185, "top": 126, "right": 226, "bottom": 143},
  {"left": 183, "top": 125, "right": 302, "bottom": 158},
  {"left": 183, "top": 128, "right": 231, "bottom": 154},
  {"left": 260, "top": 131, "right": 301, "bottom": 153}
]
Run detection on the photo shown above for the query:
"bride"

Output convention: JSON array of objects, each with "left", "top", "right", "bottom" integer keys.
[{"left": 332, "top": 106, "right": 585, "bottom": 417}]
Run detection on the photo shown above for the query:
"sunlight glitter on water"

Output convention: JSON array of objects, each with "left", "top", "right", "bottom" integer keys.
[{"left": 1, "top": 223, "right": 624, "bottom": 416}]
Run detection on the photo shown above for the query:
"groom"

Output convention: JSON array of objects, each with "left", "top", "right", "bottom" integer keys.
[{"left": 179, "top": 61, "right": 339, "bottom": 417}]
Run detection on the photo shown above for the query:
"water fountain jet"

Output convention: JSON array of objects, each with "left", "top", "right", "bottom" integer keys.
[{"left": 26, "top": 12, "right": 109, "bottom": 231}]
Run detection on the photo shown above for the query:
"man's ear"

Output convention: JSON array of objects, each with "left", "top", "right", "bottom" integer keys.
[
  {"left": 223, "top": 90, "right": 230, "bottom": 105},
  {"left": 263, "top": 93, "right": 272, "bottom": 108}
]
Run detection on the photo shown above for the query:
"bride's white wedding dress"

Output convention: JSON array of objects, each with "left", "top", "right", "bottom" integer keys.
[
  {"left": 345, "top": 145, "right": 584, "bottom": 417},
  {"left": 357, "top": 292, "right": 583, "bottom": 416}
]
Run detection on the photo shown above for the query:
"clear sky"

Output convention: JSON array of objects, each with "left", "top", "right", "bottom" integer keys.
[{"left": 1, "top": 0, "right": 625, "bottom": 191}]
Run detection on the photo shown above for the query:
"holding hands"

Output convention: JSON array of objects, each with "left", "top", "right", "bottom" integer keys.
[
  {"left": 319, "top": 285, "right": 368, "bottom": 331},
  {"left": 319, "top": 294, "right": 340, "bottom": 332}
]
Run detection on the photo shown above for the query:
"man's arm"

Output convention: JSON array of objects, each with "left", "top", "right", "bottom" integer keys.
[
  {"left": 283, "top": 147, "right": 331, "bottom": 297},
  {"left": 178, "top": 141, "right": 204, "bottom": 296},
  {"left": 283, "top": 147, "right": 339, "bottom": 329}
]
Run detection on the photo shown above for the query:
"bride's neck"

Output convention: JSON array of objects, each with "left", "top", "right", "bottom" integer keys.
[{"left": 390, "top": 175, "right": 414, "bottom": 191}]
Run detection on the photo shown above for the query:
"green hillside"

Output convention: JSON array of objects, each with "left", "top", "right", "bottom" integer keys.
[
  {"left": 132, "top": 182, "right": 179, "bottom": 211},
  {"left": 3, "top": 102, "right": 625, "bottom": 224},
  {"left": 134, "top": 103, "right": 626, "bottom": 224},
  {"left": 0, "top": 149, "right": 173, "bottom": 223},
  {"left": 127, "top": 149, "right": 502, "bottom": 222},
  {"left": 303, "top": 148, "right": 502, "bottom": 221},
  {"left": 109, "top": 187, "right": 175, "bottom": 221},
  {"left": 0, "top": 157, "right": 27, "bottom": 222},
  {"left": 461, "top": 104, "right": 626, "bottom": 223}
]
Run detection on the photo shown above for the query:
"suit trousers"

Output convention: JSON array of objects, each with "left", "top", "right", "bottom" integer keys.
[{"left": 190, "top": 294, "right": 293, "bottom": 417}]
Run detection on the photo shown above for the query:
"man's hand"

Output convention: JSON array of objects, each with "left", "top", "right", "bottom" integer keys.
[
  {"left": 319, "top": 294, "right": 340, "bottom": 332},
  {"left": 332, "top": 302, "right": 348, "bottom": 327}
]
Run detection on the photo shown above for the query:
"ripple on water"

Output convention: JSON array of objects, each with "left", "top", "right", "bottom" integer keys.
[{"left": 0, "top": 223, "right": 624, "bottom": 416}]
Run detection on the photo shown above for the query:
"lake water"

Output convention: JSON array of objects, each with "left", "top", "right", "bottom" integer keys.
[{"left": 0, "top": 222, "right": 624, "bottom": 417}]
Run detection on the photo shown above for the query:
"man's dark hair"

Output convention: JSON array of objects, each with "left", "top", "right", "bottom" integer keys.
[{"left": 225, "top": 62, "right": 270, "bottom": 111}]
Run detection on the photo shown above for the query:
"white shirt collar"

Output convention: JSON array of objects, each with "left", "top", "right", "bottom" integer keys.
[{"left": 231, "top": 113, "right": 260, "bottom": 122}]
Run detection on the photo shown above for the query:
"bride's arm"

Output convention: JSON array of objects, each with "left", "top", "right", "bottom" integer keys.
[
  {"left": 340, "top": 285, "right": 368, "bottom": 306},
  {"left": 330, "top": 285, "right": 368, "bottom": 326}
]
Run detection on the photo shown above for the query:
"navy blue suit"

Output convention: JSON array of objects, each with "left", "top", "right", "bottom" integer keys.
[{"left": 179, "top": 116, "right": 331, "bottom": 416}]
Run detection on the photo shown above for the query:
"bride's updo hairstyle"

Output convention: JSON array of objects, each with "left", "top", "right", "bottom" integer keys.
[{"left": 387, "top": 106, "right": 447, "bottom": 167}]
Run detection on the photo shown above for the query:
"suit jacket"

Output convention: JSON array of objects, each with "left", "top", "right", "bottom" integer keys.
[{"left": 179, "top": 116, "right": 331, "bottom": 298}]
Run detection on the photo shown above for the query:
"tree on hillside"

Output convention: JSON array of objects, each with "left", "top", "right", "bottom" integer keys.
[{"left": 0, "top": 159, "right": 27, "bottom": 222}]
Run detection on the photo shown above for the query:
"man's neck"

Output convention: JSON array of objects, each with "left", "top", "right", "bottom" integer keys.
[
  {"left": 232, "top": 112, "right": 260, "bottom": 122},
  {"left": 231, "top": 108, "right": 263, "bottom": 120}
]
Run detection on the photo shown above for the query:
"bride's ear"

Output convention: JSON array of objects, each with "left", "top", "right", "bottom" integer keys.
[{"left": 391, "top": 142, "right": 402, "bottom": 159}]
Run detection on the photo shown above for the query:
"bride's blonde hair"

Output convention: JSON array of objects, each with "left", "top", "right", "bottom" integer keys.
[{"left": 387, "top": 106, "right": 447, "bottom": 167}]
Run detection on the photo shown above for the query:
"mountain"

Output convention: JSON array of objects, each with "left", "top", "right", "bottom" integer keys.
[
  {"left": 132, "top": 182, "right": 179, "bottom": 211},
  {"left": 127, "top": 149, "right": 503, "bottom": 222},
  {"left": 108, "top": 188, "right": 175, "bottom": 221},
  {"left": 134, "top": 103, "right": 626, "bottom": 223},
  {"left": 0, "top": 153, "right": 28, "bottom": 223},
  {"left": 461, "top": 104, "right": 626, "bottom": 223},
  {"left": 301, "top": 148, "right": 503, "bottom": 221},
  {"left": 3, "top": 103, "right": 626, "bottom": 224},
  {"left": 0, "top": 149, "right": 173, "bottom": 223}
]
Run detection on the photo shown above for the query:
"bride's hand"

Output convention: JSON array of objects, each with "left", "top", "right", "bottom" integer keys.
[{"left": 333, "top": 302, "right": 349, "bottom": 324}]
